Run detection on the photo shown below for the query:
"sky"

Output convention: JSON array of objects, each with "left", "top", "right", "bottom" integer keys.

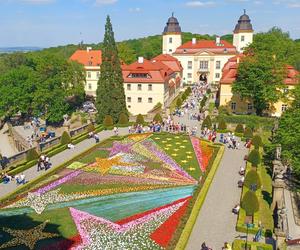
[{"left": 0, "top": 0, "right": 300, "bottom": 47}]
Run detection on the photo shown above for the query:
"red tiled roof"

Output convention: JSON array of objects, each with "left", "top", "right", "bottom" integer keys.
[
  {"left": 152, "top": 54, "right": 183, "bottom": 72},
  {"left": 220, "top": 55, "right": 299, "bottom": 86},
  {"left": 122, "top": 58, "right": 175, "bottom": 83},
  {"left": 70, "top": 50, "right": 102, "bottom": 67}
]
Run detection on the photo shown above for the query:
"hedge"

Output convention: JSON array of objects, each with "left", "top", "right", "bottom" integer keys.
[
  {"left": 103, "top": 115, "right": 114, "bottom": 127},
  {"left": 60, "top": 131, "right": 72, "bottom": 145},
  {"left": 175, "top": 144, "right": 225, "bottom": 250},
  {"left": 118, "top": 113, "right": 128, "bottom": 125},
  {"left": 26, "top": 148, "right": 39, "bottom": 162},
  {"left": 235, "top": 123, "right": 244, "bottom": 133},
  {"left": 136, "top": 114, "right": 145, "bottom": 124},
  {"left": 247, "top": 149, "right": 261, "bottom": 167},
  {"left": 244, "top": 170, "right": 262, "bottom": 190},
  {"left": 232, "top": 240, "right": 273, "bottom": 250},
  {"left": 252, "top": 135, "right": 263, "bottom": 149}
]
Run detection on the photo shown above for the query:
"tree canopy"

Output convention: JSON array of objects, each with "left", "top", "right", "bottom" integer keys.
[
  {"left": 232, "top": 27, "right": 300, "bottom": 115},
  {"left": 96, "top": 16, "right": 127, "bottom": 123},
  {"left": 0, "top": 52, "right": 85, "bottom": 123}
]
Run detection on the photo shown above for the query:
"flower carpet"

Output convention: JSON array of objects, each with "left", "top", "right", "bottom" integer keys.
[{"left": 0, "top": 133, "right": 217, "bottom": 250}]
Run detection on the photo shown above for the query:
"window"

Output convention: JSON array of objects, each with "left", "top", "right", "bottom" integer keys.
[
  {"left": 216, "top": 61, "right": 221, "bottom": 70},
  {"left": 169, "top": 37, "right": 172, "bottom": 43},
  {"left": 137, "top": 84, "right": 142, "bottom": 91},
  {"left": 231, "top": 102, "right": 236, "bottom": 111},
  {"left": 199, "top": 61, "right": 209, "bottom": 70},
  {"left": 169, "top": 49, "right": 172, "bottom": 52},
  {"left": 215, "top": 73, "right": 220, "bottom": 78},
  {"left": 148, "top": 84, "right": 153, "bottom": 91},
  {"left": 128, "top": 73, "right": 150, "bottom": 78},
  {"left": 96, "top": 72, "right": 100, "bottom": 79},
  {"left": 188, "top": 61, "right": 193, "bottom": 70},
  {"left": 127, "top": 84, "right": 131, "bottom": 91},
  {"left": 148, "top": 97, "right": 153, "bottom": 103},
  {"left": 281, "top": 104, "right": 288, "bottom": 112},
  {"left": 241, "top": 35, "right": 245, "bottom": 42},
  {"left": 87, "top": 72, "right": 91, "bottom": 78},
  {"left": 127, "top": 97, "right": 131, "bottom": 103},
  {"left": 88, "top": 83, "right": 92, "bottom": 90},
  {"left": 128, "top": 105, "right": 131, "bottom": 108},
  {"left": 247, "top": 103, "right": 253, "bottom": 110},
  {"left": 187, "top": 73, "right": 192, "bottom": 79},
  {"left": 138, "top": 97, "right": 142, "bottom": 103}
]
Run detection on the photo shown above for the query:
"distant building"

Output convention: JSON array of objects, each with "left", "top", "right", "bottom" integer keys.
[
  {"left": 122, "top": 55, "right": 182, "bottom": 115},
  {"left": 162, "top": 11, "right": 254, "bottom": 85},
  {"left": 70, "top": 47, "right": 102, "bottom": 96},
  {"left": 219, "top": 55, "right": 299, "bottom": 117}
]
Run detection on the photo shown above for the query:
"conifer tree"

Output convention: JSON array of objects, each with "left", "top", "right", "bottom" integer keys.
[{"left": 96, "top": 16, "right": 127, "bottom": 123}]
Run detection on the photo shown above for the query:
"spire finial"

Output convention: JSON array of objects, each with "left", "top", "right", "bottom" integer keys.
[
  {"left": 244, "top": 9, "right": 246, "bottom": 14},
  {"left": 172, "top": 12, "right": 174, "bottom": 17}
]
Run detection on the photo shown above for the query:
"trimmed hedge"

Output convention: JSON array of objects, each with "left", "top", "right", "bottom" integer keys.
[
  {"left": 201, "top": 115, "right": 212, "bottom": 129},
  {"left": 247, "top": 149, "right": 261, "bottom": 167},
  {"left": 235, "top": 123, "right": 244, "bottom": 133},
  {"left": 60, "top": 131, "right": 72, "bottom": 145},
  {"left": 103, "top": 115, "right": 114, "bottom": 127},
  {"left": 136, "top": 114, "right": 145, "bottom": 124},
  {"left": 241, "top": 190, "right": 259, "bottom": 216},
  {"left": 252, "top": 135, "right": 262, "bottom": 149},
  {"left": 244, "top": 170, "right": 262, "bottom": 190},
  {"left": 118, "top": 113, "right": 128, "bottom": 125},
  {"left": 244, "top": 127, "right": 253, "bottom": 139},
  {"left": 153, "top": 113, "right": 163, "bottom": 123},
  {"left": 176, "top": 98, "right": 183, "bottom": 108},
  {"left": 175, "top": 144, "right": 225, "bottom": 250},
  {"left": 26, "top": 148, "right": 39, "bottom": 162},
  {"left": 218, "top": 117, "right": 227, "bottom": 130},
  {"left": 232, "top": 240, "right": 273, "bottom": 250}
]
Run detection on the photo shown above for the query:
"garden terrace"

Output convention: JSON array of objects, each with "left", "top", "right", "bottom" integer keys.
[{"left": 0, "top": 133, "right": 222, "bottom": 250}]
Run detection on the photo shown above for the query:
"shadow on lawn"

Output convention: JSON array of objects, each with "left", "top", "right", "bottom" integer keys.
[{"left": 0, "top": 214, "right": 78, "bottom": 250}]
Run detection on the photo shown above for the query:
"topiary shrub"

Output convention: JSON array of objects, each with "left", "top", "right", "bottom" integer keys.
[
  {"left": 87, "top": 123, "right": 95, "bottom": 133},
  {"left": 252, "top": 135, "right": 263, "bottom": 149},
  {"left": 181, "top": 92, "right": 187, "bottom": 101},
  {"left": 241, "top": 190, "right": 259, "bottom": 216},
  {"left": 201, "top": 115, "right": 212, "bottom": 129},
  {"left": 118, "top": 113, "right": 128, "bottom": 125},
  {"left": 136, "top": 114, "right": 144, "bottom": 124},
  {"left": 153, "top": 113, "right": 163, "bottom": 123},
  {"left": 247, "top": 149, "right": 261, "bottom": 167},
  {"left": 60, "top": 131, "right": 72, "bottom": 145},
  {"left": 244, "top": 169, "right": 262, "bottom": 191},
  {"left": 218, "top": 117, "right": 227, "bottom": 130},
  {"left": 176, "top": 97, "right": 182, "bottom": 108},
  {"left": 244, "top": 127, "right": 253, "bottom": 139},
  {"left": 235, "top": 123, "right": 244, "bottom": 133},
  {"left": 103, "top": 115, "right": 114, "bottom": 127},
  {"left": 26, "top": 148, "right": 39, "bottom": 162}
]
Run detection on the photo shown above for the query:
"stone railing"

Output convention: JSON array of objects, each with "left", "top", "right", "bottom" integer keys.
[{"left": 7, "top": 124, "right": 30, "bottom": 152}]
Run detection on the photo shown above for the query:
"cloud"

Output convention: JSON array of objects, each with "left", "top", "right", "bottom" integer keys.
[
  {"left": 185, "top": 1, "right": 216, "bottom": 7},
  {"left": 95, "top": 0, "right": 117, "bottom": 5},
  {"left": 20, "top": 0, "right": 55, "bottom": 4},
  {"left": 129, "top": 7, "right": 141, "bottom": 12},
  {"left": 273, "top": 0, "right": 300, "bottom": 8},
  {"left": 287, "top": 2, "right": 300, "bottom": 7}
]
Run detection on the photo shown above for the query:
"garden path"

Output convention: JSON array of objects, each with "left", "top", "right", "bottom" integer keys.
[
  {"left": 0, "top": 128, "right": 128, "bottom": 199},
  {"left": 186, "top": 139, "right": 249, "bottom": 250}
]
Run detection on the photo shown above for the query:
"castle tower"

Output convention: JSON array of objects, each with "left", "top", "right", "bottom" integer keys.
[
  {"left": 162, "top": 13, "right": 182, "bottom": 55},
  {"left": 233, "top": 10, "right": 254, "bottom": 53}
]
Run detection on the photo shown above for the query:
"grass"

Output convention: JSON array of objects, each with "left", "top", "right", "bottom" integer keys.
[
  {"left": 232, "top": 239, "right": 273, "bottom": 250},
  {"left": 80, "top": 150, "right": 109, "bottom": 164},
  {"left": 152, "top": 133, "right": 202, "bottom": 180}
]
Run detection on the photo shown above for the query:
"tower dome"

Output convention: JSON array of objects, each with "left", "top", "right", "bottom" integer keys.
[
  {"left": 234, "top": 9, "right": 253, "bottom": 33},
  {"left": 163, "top": 13, "right": 181, "bottom": 34}
]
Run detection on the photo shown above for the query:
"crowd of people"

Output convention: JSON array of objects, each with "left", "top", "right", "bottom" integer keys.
[{"left": 37, "top": 154, "right": 52, "bottom": 171}]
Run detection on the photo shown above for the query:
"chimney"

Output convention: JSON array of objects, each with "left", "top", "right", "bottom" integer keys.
[
  {"left": 138, "top": 57, "right": 144, "bottom": 64},
  {"left": 192, "top": 38, "right": 196, "bottom": 45},
  {"left": 87, "top": 47, "right": 92, "bottom": 52},
  {"left": 216, "top": 36, "right": 221, "bottom": 45}
]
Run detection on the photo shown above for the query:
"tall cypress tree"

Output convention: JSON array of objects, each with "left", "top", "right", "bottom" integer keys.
[{"left": 96, "top": 16, "right": 127, "bottom": 123}]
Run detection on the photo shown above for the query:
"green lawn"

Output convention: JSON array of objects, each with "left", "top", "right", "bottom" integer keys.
[
  {"left": 151, "top": 133, "right": 201, "bottom": 180},
  {"left": 79, "top": 150, "right": 109, "bottom": 164}
]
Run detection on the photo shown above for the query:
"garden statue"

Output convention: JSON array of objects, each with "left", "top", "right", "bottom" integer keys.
[{"left": 276, "top": 145, "right": 282, "bottom": 161}]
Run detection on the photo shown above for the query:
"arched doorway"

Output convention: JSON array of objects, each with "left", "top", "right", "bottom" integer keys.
[{"left": 199, "top": 73, "right": 207, "bottom": 83}]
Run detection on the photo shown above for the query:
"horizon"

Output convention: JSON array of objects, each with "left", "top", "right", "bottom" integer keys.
[{"left": 1, "top": 0, "right": 300, "bottom": 47}]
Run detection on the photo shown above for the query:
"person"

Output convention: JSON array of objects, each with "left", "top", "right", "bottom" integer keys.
[
  {"left": 201, "top": 242, "right": 211, "bottom": 250},
  {"left": 44, "top": 156, "right": 51, "bottom": 170},
  {"left": 2, "top": 173, "right": 12, "bottom": 184},
  {"left": 94, "top": 134, "right": 100, "bottom": 143},
  {"left": 238, "top": 176, "right": 245, "bottom": 188},
  {"left": 232, "top": 204, "right": 240, "bottom": 214},
  {"left": 113, "top": 127, "right": 118, "bottom": 136},
  {"left": 37, "top": 158, "right": 43, "bottom": 171},
  {"left": 239, "top": 166, "right": 245, "bottom": 176},
  {"left": 88, "top": 131, "right": 94, "bottom": 138},
  {"left": 16, "top": 173, "right": 26, "bottom": 185},
  {"left": 67, "top": 143, "right": 75, "bottom": 149},
  {"left": 222, "top": 242, "right": 232, "bottom": 250}
]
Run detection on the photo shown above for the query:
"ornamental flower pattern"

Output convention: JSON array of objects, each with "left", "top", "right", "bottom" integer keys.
[{"left": 69, "top": 200, "right": 185, "bottom": 250}]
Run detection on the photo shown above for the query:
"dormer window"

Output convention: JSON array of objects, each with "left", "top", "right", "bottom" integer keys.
[
  {"left": 128, "top": 73, "right": 151, "bottom": 78},
  {"left": 88, "top": 61, "right": 93, "bottom": 66},
  {"left": 183, "top": 49, "right": 187, "bottom": 53}
]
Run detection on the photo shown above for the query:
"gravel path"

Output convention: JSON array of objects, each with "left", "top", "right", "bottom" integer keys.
[{"left": 186, "top": 140, "right": 249, "bottom": 249}]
